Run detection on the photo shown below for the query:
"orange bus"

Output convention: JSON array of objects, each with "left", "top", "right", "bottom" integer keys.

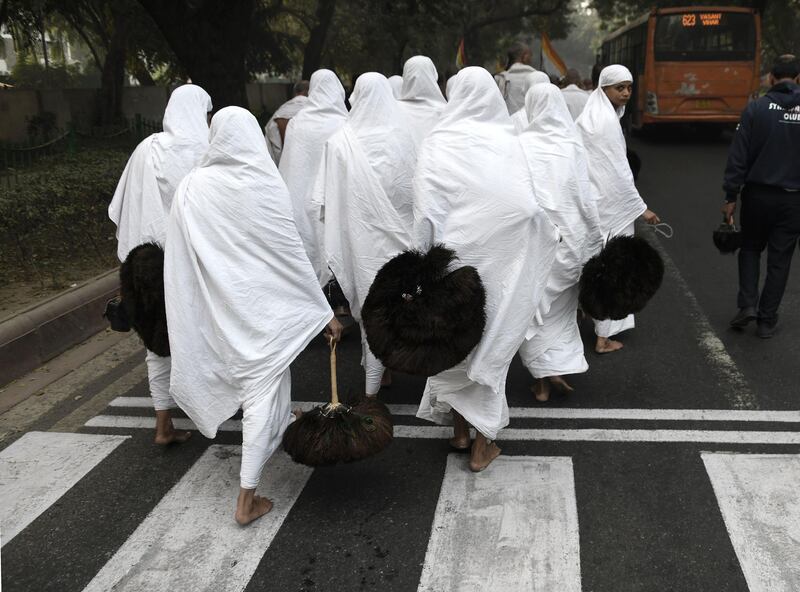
[{"left": 599, "top": 6, "right": 761, "bottom": 130}]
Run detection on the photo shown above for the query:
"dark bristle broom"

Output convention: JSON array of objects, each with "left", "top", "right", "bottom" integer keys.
[{"left": 282, "top": 339, "right": 393, "bottom": 466}]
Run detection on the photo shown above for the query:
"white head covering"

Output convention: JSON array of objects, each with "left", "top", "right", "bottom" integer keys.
[
  {"left": 388, "top": 75, "right": 403, "bottom": 98},
  {"left": 108, "top": 84, "right": 212, "bottom": 261},
  {"left": 445, "top": 75, "right": 457, "bottom": 100},
  {"left": 396, "top": 56, "right": 446, "bottom": 148},
  {"left": 279, "top": 69, "right": 348, "bottom": 277},
  {"left": 520, "top": 83, "right": 603, "bottom": 312},
  {"left": 414, "top": 66, "right": 559, "bottom": 439},
  {"left": 309, "top": 73, "right": 414, "bottom": 319},
  {"left": 510, "top": 72, "right": 551, "bottom": 133},
  {"left": 575, "top": 64, "right": 645, "bottom": 237},
  {"left": 164, "top": 106, "right": 332, "bottom": 440}
]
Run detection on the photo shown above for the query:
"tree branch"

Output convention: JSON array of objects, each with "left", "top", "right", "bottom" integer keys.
[
  {"left": 62, "top": 12, "right": 104, "bottom": 72},
  {"left": 469, "top": 0, "right": 569, "bottom": 31}
]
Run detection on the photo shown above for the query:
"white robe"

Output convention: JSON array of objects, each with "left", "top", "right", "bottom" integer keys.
[
  {"left": 576, "top": 65, "right": 647, "bottom": 338},
  {"left": 310, "top": 74, "right": 415, "bottom": 394},
  {"left": 517, "top": 84, "right": 604, "bottom": 377},
  {"left": 265, "top": 94, "right": 309, "bottom": 165},
  {"left": 108, "top": 84, "right": 212, "bottom": 262},
  {"left": 396, "top": 56, "right": 446, "bottom": 150},
  {"left": 510, "top": 72, "right": 552, "bottom": 134},
  {"left": 562, "top": 84, "right": 590, "bottom": 121},
  {"left": 414, "top": 67, "right": 559, "bottom": 439},
  {"left": 388, "top": 75, "right": 403, "bottom": 98},
  {"left": 279, "top": 70, "right": 348, "bottom": 280},
  {"left": 495, "top": 62, "right": 538, "bottom": 114},
  {"left": 164, "top": 107, "right": 332, "bottom": 486}
]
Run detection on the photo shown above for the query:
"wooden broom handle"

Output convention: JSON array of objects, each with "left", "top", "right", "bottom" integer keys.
[{"left": 329, "top": 338, "right": 339, "bottom": 406}]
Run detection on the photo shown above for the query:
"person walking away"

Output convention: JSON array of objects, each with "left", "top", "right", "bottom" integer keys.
[
  {"left": 108, "top": 84, "right": 212, "bottom": 446},
  {"left": 414, "top": 67, "right": 559, "bottom": 472},
  {"left": 518, "top": 84, "right": 604, "bottom": 401},
  {"left": 310, "top": 73, "right": 416, "bottom": 397},
  {"left": 561, "top": 68, "right": 590, "bottom": 120},
  {"left": 576, "top": 65, "right": 661, "bottom": 354},
  {"left": 495, "top": 42, "right": 539, "bottom": 114},
  {"left": 723, "top": 55, "right": 800, "bottom": 338},
  {"left": 388, "top": 75, "right": 403, "bottom": 98},
  {"left": 510, "top": 71, "right": 551, "bottom": 133},
  {"left": 396, "top": 56, "right": 447, "bottom": 149},
  {"left": 279, "top": 70, "right": 348, "bottom": 280},
  {"left": 264, "top": 80, "right": 309, "bottom": 165},
  {"left": 164, "top": 107, "right": 342, "bottom": 525}
]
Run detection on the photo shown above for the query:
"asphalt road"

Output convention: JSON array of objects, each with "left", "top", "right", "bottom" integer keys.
[{"left": 2, "top": 129, "right": 800, "bottom": 592}]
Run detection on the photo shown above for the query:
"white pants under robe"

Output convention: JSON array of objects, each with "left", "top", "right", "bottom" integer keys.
[
  {"left": 360, "top": 325, "right": 385, "bottom": 396},
  {"left": 593, "top": 222, "right": 636, "bottom": 339},
  {"left": 145, "top": 351, "right": 176, "bottom": 411}
]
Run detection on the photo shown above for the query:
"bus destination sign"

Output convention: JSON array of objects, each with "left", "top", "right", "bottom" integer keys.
[{"left": 682, "top": 12, "right": 723, "bottom": 27}]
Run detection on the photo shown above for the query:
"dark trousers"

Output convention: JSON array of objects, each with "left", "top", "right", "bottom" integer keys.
[{"left": 737, "top": 184, "right": 800, "bottom": 324}]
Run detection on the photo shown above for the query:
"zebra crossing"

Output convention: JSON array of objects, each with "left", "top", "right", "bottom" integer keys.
[{"left": 4, "top": 410, "right": 800, "bottom": 591}]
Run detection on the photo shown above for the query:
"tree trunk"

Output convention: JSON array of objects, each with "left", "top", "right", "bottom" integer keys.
[
  {"left": 97, "top": 4, "right": 129, "bottom": 124},
  {"left": 302, "top": 0, "right": 337, "bottom": 79},
  {"left": 137, "top": 0, "right": 256, "bottom": 110}
]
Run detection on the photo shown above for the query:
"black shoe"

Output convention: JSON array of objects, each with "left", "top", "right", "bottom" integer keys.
[
  {"left": 756, "top": 322, "right": 777, "bottom": 339},
  {"left": 730, "top": 307, "right": 757, "bottom": 329}
]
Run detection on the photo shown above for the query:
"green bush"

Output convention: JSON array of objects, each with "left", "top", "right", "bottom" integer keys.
[{"left": 0, "top": 147, "right": 130, "bottom": 288}]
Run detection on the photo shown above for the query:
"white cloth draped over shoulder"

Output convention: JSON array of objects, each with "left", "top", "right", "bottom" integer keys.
[
  {"left": 575, "top": 65, "right": 646, "bottom": 238},
  {"left": 309, "top": 73, "right": 415, "bottom": 319},
  {"left": 108, "top": 84, "right": 212, "bottom": 262},
  {"left": 388, "top": 75, "right": 403, "bottom": 98},
  {"left": 561, "top": 84, "right": 590, "bottom": 120},
  {"left": 414, "top": 67, "right": 559, "bottom": 439},
  {"left": 517, "top": 84, "right": 604, "bottom": 378},
  {"left": 510, "top": 71, "right": 551, "bottom": 133},
  {"left": 265, "top": 94, "right": 309, "bottom": 165},
  {"left": 396, "top": 56, "right": 446, "bottom": 149},
  {"left": 164, "top": 107, "right": 332, "bottom": 445},
  {"left": 279, "top": 69, "right": 348, "bottom": 280}
]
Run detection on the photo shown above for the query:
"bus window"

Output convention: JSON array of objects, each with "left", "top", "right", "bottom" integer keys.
[{"left": 654, "top": 12, "right": 756, "bottom": 61}]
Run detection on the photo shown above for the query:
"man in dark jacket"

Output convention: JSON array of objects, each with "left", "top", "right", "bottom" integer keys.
[{"left": 723, "top": 55, "right": 800, "bottom": 338}]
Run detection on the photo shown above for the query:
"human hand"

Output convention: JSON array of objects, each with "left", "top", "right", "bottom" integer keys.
[
  {"left": 721, "top": 201, "right": 736, "bottom": 224},
  {"left": 325, "top": 317, "right": 344, "bottom": 344},
  {"left": 642, "top": 209, "right": 661, "bottom": 224}
]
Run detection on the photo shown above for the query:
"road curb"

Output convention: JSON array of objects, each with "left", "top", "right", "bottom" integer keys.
[{"left": 0, "top": 269, "right": 119, "bottom": 387}]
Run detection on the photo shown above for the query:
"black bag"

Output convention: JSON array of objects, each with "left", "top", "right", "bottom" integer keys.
[
  {"left": 103, "top": 297, "right": 131, "bottom": 332},
  {"left": 713, "top": 222, "right": 742, "bottom": 254}
]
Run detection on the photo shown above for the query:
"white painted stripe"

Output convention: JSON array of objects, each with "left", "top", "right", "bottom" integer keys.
[
  {"left": 86, "top": 415, "right": 800, "bottom": 444},
  {"left": 418, "top": 455, "right": 581, "bottom": 592},
  {"left": 82, "top": 446, "right": 312, "bottom": 592},
  {"left": 703, "top": 453, "right": 800, "bottom": 592},
  {"left": 108, "top": 398, "right": 800, "bottom": 423},
  {"left": 647, "top": 233, "right": 758, "bottom": 410},
  {"left": 0, "top": 431, "right": 128, "bottom": 546}
]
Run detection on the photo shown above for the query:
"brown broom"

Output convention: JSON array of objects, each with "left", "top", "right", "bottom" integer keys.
[{"left": 282, "top": 338, "right": 393, "bottom": 466}]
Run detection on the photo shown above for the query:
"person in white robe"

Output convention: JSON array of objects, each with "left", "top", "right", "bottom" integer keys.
[
  {"left": 396, "top": 56, "right": 447, "bottom": 149},
  {"left": 165, "top": 107, "right": 341, "bottom": 525},
  {"left": 414, "top": 67, "right": 559, "bottom": 472},
  {"left": 388, "top": 75, "right": 403, "bottom": 98},
  {"left": 445, "top": 75, "right": 457, "bottom": 100},
  {"left": 279, "top": 69, "right": 348, "bottom": 280},
  {"left": 510, "top": 70, "right": 551, "bottom": 133},
  {"left": 108, "top": 83, "right": 212, "bottom": 446},
  {"left": 576, "top": 64, "right": 661, "bottom": 354},
  {"left": 264, "top": 80, "right": 309, "bottom": 165},
  {"left": 310, "top": 73, "right": 416, "bottom": 396},
  {"left": 495, "top": 42, "right": 539, "bottom": 114},
  {"left": 517, "top": 84, "right": 604, "bottom": 401},
  {"left": 561, "top": 68, "right": 590, "bottom": 120}
]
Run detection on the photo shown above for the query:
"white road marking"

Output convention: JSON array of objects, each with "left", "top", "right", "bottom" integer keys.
[
  {"left": 108, "top": 397, "right": 800, "bottom": 423},
  {"left": 85, "top": 414, "right": 800, "bottom": 444},
  {"left": 0, "top": 431, "right": 129, "bottom": 546},
  {"left": 703, "top": 453, "right": 800, "bottom": 592},
  {"left": 646, "top": 233, "right": 758, "bottom": 410},
  {"left": 82, "top": 446, "right": 312, "bottom": 592},
  {"left": 418, "top": 455, "right": 581, "bottom": 592}
]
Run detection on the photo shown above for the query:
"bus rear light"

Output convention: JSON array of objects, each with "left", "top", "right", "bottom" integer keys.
[{"left": 646, "top": 92, "right": 659, "bottom": 114}]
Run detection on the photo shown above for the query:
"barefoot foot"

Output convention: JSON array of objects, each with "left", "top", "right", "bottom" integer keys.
[
  {"left": 450, "top": 410, "right": 471, "bottom": 450},
  {"left": 532, "top": 378, "right": 550, "bottom": 402},
  {"left": 154, "top": 410, "right": 192, "bottom": 445},
  {"left": 595, "top": 337, "right": 624, "bottom": 354},
  {"left": 235, "top": 488, "right": 273, "bottom": 526},
  {"left": 469, "top": 433, "right": 501, "bottom": 472},
  {"left": 548, "top": 375, "right": 575, "bottom": 393}
]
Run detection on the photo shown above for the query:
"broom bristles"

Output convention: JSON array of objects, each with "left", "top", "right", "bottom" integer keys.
[{"left": 282, "top": 398, "right": 393, "bottom": 467}]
